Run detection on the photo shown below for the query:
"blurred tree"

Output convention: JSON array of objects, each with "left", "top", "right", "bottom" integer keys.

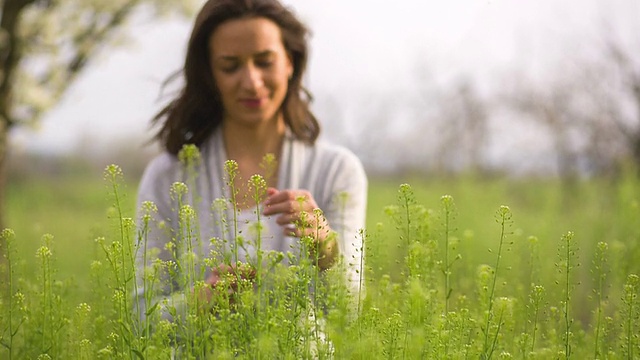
[
  {"left": 505, "top": 59, "right": 637, "bottom": 187},
  {"left": 506, "top": 21, "right": 640, "bottom": 181},
  {"left": 0, "top": 0, "right": 195, "bottom": 289},
  {"left": 605, "top": 36, "right": 640, "bottom": 172},
  {"left": 433, "top": 79, "right": 488, "bottom": 175},
  {"left": 516, "top": 1, "right": 640, "bottom": 180},
  {"left": 509, "top": 79, "right": 581, "bottom": 184}
]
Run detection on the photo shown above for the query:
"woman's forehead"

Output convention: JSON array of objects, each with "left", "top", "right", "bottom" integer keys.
[{"left": 208, "top": 17, "right": 285, "bottom": 57}]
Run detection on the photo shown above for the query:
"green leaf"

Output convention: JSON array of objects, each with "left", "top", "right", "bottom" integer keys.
[
  {"left": 145, "top": 302, "right": 160, "bottom": 316},
  {"left": 132, "top": 349, "right": 145, "bottom": 360}
]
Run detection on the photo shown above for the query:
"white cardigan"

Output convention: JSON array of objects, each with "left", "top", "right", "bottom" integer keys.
[{"left": 135, "top": 128, "right": 367, "bottom": 319}]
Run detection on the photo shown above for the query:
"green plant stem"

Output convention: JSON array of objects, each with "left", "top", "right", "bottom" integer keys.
[
  {"left": 41, "top": 250, "right": 48, "bottom": 352},
  {"left": 401, "top": 188, "right": 411, "bottom": 249},
  {"left": 313, "top": 212, "right": 320, "bottom": 345},
  {"left": 251, "top": 176, "right": 264, "bottom": 359},
  {"left": 4, "top": 230, "right": 15, "bottom": 360},
  {"left": 443, "top": 199, "right": 451, "bottom": 314},
  {"left": 483, "top": 206, "right": 510, "bottom": 359},
  {"left": 226, "top": 164, "right": 242, "bottom": 300},
  {"left": 487, "top": 306, "right": 505, "bottom": 360},
  {"left": 626, "top": 296, "right": 633, "bottom": 360},
  {"left": 140, "top": 215, "right": 152, "bottom": 346},
  {"left": 357, "top": 229, "right": 365, "bottom": 331},
  {"left": 562, "top": 232, "right": 574, "bottom": 359},
  {"left": 593, "top": 243, "right": 607, "bottom": 359},
  {"left": 531, "top": 290, "right": 541, "bottom": 353},
  {"left": 110, "top": 174, "right": 131, "bottom": 315},
  {"left": 623, "top": 275, "right": 638, "bottom": 360}
]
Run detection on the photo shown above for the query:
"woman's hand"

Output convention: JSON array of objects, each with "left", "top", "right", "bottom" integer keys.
[
  {"left": 262, "top": 187, "right": 338, "bottom": 269},
  {"left": 197, "top": 263, "right": 256, "bottom": 306}
]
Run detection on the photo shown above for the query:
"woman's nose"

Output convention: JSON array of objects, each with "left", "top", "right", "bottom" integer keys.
[{"left": 240, "top": 64, "right": 264, "bottom": 91}]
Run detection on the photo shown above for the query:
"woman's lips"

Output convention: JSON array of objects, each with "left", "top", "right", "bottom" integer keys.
[{"left": 240, "top": 98, "right": 263, "bottom": 108}]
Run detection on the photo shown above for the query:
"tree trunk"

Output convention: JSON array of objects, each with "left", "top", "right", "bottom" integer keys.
[
  {"left": 0, "top": 0, "right": 34, "bottom": 293},
  {"left": 1, "top": 0, "right": 34, "bottom": 120}
]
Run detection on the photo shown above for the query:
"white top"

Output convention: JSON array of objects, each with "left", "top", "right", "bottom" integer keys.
[{"left": 135, "top": 128, "right": 368, "bottom": 319}]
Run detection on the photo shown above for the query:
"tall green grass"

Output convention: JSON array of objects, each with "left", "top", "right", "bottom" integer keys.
[{"left": 2, "top": 165, "right": 639, "bottom": 358}]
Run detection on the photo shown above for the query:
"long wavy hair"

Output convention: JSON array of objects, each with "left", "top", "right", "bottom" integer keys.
[{"left": 153, "top": 0, "right": 319, "bottom": 155}]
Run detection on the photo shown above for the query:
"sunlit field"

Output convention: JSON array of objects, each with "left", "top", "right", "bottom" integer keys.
[{"left": 2, "top": 163, "right": 640, "bottom": 358}]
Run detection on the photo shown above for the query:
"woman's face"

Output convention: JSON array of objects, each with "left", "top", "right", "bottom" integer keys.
[{"left": 208, "top": 17, "right": 293, "bottom": 129}]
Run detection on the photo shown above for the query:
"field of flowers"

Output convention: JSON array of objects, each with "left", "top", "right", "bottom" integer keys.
[{"left": 1, "top": 164, "right": 639, "bottom": 359}]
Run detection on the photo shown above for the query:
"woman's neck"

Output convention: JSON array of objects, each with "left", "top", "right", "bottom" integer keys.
[
  {"left": 222, "top": 117, "right": 285, "bottom": 204},
  {"left": 222, "top": 117, "right": 285, "bottom": 164}
]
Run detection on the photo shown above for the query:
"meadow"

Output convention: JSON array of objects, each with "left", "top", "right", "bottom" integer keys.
[{"left": 1, "top": 160, "right": 639, "bottom": 359}]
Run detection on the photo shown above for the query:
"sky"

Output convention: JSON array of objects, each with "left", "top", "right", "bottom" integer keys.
[{"left": 10, "top": 0, "right": 638, "bottom": 167}]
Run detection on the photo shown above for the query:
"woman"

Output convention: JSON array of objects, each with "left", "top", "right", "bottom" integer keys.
[{"left": 136, "top": 0, "right": 367, "bottom": 319}]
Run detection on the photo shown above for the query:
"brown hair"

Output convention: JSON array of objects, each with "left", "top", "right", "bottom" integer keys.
[{"left": 152, "top": 0, "right": 319, "bottom": 155}]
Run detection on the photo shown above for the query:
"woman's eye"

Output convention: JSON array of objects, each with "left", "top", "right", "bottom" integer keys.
[
  {"left": 256, "top": 60, "right": 273, "bottom": 68},
  {"left": 220, "top": 65, "right": 238, "bottom": 74}
]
